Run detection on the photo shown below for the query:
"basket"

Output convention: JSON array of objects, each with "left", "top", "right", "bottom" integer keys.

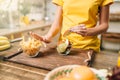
[{"left": 44, "top": 65, "right": 108, "bottom": 80}]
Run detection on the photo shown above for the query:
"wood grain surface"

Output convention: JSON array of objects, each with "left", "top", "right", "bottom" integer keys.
[
  {"left": 0, "top": 42, "right": 21, "bottom": 59},
  {"left": 7, "top": 43, "right": 95, "bottom": 70}
]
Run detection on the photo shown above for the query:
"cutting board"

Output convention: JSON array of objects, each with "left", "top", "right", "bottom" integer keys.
[
  {"left": 7, "top": 43, "right": 96, "bottom": 70},
  {"left": 0, "top": 42, "right": 22, "bottom": 60}
]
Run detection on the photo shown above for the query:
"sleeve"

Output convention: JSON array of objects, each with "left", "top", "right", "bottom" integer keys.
[
  {"left": 52, "top": 0, "right": 63, "bottom": 6},
  {"left": 100, "top": 0, "right": 114, "bottom": 6}
]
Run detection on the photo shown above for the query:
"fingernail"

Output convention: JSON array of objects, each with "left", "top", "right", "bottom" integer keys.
[{"left": 82, "top": 27, "right": 86, "bottom": 29}]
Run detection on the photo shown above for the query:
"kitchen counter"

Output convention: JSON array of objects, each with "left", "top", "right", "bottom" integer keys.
[
  {"left": 0, "top": 50, "right": 118, "bottom": 80},
  {"left": 0, "top": 21, "right": 51, "bottom": 36}
]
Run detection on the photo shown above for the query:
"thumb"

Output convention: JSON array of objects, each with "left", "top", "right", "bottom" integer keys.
[{"left": 42, "top": 36, "right": 51, "bottom": 43}]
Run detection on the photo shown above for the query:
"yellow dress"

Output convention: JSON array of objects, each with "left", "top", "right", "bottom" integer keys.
[{"left": 52, "top": 0, "right": 113, "bottom": 52}]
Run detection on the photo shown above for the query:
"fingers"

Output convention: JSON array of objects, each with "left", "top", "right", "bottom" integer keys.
[
  {"left": 70, "top": 27, "right": 86, "bottom": 33},
  {"left": 29, "top": 32, "right": 43, "bottom": 41},
  {"left": 70, "top": 24, "right": 86, "bottom": 32},
  {"left": 29, "top": 32, "right": 51, "bottom": 43},
  {"left": 43, "top": 35, "right": 51, "bottom": 43},
  {"left": 69, "top": 25, "right": 87, "bottom": 36}
]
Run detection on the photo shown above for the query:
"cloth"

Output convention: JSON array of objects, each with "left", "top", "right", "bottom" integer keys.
[{"left": 52, "top": 0, "right": 113, "bottom": 52}]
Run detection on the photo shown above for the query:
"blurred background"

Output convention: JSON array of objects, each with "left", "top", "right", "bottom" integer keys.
[
  {"left": 0, "top": 0, "right": 46, "bottom": 28},
  {"left": 0, "top": 0, "right": 120, "bottom": 29},
  {"left": 0, "top": 0, "right": 120, "bottom": 51}
]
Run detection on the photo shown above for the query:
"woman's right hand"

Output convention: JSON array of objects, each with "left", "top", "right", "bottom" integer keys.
[{"left": 29, "top": 32, "right": 51, "bottom": 43}]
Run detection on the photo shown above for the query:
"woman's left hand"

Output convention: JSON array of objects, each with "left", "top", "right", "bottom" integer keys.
[
  {"left": 70, "top": 24, "right": 87, "bottom": 36},
  {"left": 70, "top": 24, "right": 96, "bottom": 36},
  {"left": 83, "top": 28, "right": 97, "bottom": 36}
]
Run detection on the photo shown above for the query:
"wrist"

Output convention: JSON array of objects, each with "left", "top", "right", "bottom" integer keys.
[
  {"left": 86, "top": 28, "right": 97, "bottom": 36},
  {"left": 45, "top": 34, "right": 52, "bottom": 40},
  {"left": 43, "top": 34, "right": 52, "bottom": 43}
]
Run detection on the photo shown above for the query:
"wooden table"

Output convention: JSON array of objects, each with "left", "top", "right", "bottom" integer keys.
[
  {"left": 0, "top": 41, "right": 118, "bottom": 80},
  {"left": 0, "top": 26, "right": 118, "bottom": 80},
  {"left": 1, "top": 38, "right": 95, "bottom": 67},
  {"left": 0, "top": 51, "right": 118, "bottom": 80}
]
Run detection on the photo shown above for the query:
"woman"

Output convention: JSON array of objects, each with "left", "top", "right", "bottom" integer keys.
[{"left": 30, "top": 0, "right": 113, "bottom": 53}]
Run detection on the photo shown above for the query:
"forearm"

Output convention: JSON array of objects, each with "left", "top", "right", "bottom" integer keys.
[
  {"left": 46, "top": 19, "right": 62, "bottom": 39},
  {"left": 46, "top": 6, "right": 63, "bottom": 40},
  {"left": 95, "top": 23, "right": 108, "bottom": 35},
  {"left": 86, "top": 5, "right": 110, "bottom": 36},
  {"left": 86, "top": 23, "right": 108, "bottom": 36},
  {"left": 95, "top": 5, "right": 109, "bottom": 35}
]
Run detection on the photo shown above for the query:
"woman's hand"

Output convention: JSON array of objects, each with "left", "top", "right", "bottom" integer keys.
[
  {"left": 29, "top": 32, "right": 51, "bottom": 43},
  {"left": 82, "top": 28, "right": 97, "bottom": 36},
  {"left": 70, "top": 24, "right": 97, "bottom": 36},
  {"left": 70, "top": 24, "right": 87, "bottom": 36}
]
